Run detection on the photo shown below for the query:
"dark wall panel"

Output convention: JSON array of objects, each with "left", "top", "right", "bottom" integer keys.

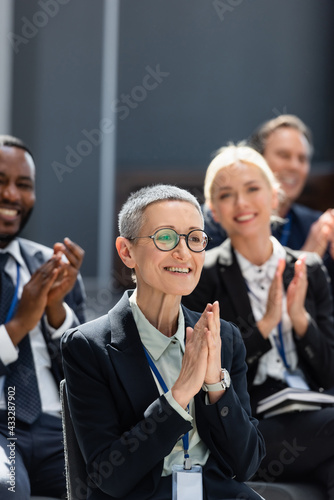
[
  {"left": 9, "top": 0, "right": 334, "bottom": 286},
  {"left": 116, "top": 0, "right": 334, "bottom": 169},
  {"left": 11, "top": 0, "right": 104, "bottom": 276}
]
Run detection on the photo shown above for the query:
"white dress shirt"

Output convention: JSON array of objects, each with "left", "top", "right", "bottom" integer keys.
[
  {"left": 0, "top": 239, "right": 74, "bottom": 415},
  {"left": 235, "top": 237, "right": 299, "bottom": 386},
  {"left": 129, "top": 290, "right": 210, "bottom": 476}
]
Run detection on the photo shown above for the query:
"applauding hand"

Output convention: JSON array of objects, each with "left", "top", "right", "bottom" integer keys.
[{"left": 172, "top": 301, "right": 222, "bottom": 408}]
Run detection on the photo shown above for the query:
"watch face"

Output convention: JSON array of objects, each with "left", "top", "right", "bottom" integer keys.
[{"left": 222, "top": 369, "right": 231, "bottom": 388}]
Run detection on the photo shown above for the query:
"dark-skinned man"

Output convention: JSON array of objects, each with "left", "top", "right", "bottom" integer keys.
[{"left": 0, "top": 135, "right": 86, "bottom": 499}]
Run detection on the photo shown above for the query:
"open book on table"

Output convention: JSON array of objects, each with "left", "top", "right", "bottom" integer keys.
[{"left": 256, "top": 387, "right": 334, "bottom": 418}]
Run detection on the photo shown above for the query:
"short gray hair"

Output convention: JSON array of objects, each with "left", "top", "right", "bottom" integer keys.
[
  {"left": 118, "top": 184, "right": 203, "bottom": 238},
  {"left": 0, "top": 134, "right": 34, "bottom": 161}
]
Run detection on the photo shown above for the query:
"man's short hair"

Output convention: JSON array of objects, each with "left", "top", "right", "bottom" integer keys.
[
  {"left": 248, "top": 115, "right": 313, "bottom": 156},
  {"left": 0, "top": 134, "right": 34, "bottom": 160}
]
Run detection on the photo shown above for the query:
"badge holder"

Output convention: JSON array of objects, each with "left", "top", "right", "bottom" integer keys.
[
  {"left": 284, "top": 368, "right": 310, "bottom": 390},
  {"left": 143, "top": 346, "right": 203, "bottom": 499},
  {"left": 172, "top": 462, "right": 203, "bottom": 500}
]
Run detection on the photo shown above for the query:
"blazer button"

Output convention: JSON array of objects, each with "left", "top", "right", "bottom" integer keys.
[{"left": 221, "top": 406, "right": 229, "bottom": 417}]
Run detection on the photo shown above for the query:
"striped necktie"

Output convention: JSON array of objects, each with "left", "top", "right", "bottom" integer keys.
[{"left": 1, "top": 253, "right": 42, "bottom": 424}]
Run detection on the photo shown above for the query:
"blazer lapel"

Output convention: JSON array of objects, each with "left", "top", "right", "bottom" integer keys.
[
  {"left": 18, "top": 240, "right": 45, "bottom": 274},
  {"left": 106, "top": 291, "right": 161, "bottom": 418},
  {"left": 217, "top": 243, "right": 254, "bottom": 323}
]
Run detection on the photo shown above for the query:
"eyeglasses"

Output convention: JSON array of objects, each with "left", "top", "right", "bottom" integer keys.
[{"left": 130, "top": 228, "right": 210, "bottom": 252}]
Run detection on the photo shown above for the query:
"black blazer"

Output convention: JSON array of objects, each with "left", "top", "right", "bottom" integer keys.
[
  {"left": 61, "top": 290, "right": 265, "bottom": 500},
  {"left": 183, "top": 240, "right": 334, "bottom": 404},
  {"left": 0, "top": 237, "right": 86, "bottom": 385},
  {"left": 203, "top": 202, "right": 334, "bottom": 306}
]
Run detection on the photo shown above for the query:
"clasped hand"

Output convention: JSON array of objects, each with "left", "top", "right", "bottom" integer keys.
[
  {"left": 302, "top": 209, "right": 334, "bottom": 259},
  {"left": 171, "top": 301, "right": 222, "bottom": 409},
  {"left": 6, "top": 238, "right": 84, "bottom": 345},
  {"left": 258, "top": 256, "right": 309, "bottom": 339}
]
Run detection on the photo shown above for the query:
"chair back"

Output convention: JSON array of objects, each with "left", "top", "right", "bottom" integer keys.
[
  {"left": 60, "top": 379, "right": 327, "bottom": 500},
  {"left": 60, "top": 379, "right": 88, "bottom": 500}
]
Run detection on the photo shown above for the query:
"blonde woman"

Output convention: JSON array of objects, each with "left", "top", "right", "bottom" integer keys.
[{"left": 183, "top": 145, "right": 334, "bottom": 496}]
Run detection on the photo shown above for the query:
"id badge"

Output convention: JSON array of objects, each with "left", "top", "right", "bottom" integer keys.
[
  {"left": 172, "top": 464, "right": 203, "bottom": 500},
  {"left": 284, "top": 369, "right": 310, "bottom": 390}
]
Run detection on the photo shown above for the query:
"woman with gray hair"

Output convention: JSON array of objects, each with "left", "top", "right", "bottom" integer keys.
[{"left": 61, "top": 184, "right": 265, "bottom": 500}]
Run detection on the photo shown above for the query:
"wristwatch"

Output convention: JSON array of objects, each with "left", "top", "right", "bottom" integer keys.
[{"left": 202, "top": 369, "right": 231, "bottom": 392}]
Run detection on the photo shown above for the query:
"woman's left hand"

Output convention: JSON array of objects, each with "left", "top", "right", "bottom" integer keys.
[
  {"left": 204, "top": 301, "right": 222, "bottom": 384},
  {"left": 171, "top": 301, "right": 222, "bottom": 408},
  {"left": 287, "top": 255, "right": 309, "bottom": 337},
  {"left": 204, "top": 301, "right": 224, "bottom": 404}
]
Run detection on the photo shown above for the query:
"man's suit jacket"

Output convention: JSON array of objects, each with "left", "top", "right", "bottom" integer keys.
[
  {"left": 0, "top": 237, "right": 86, "bottom": 386},
  {"left": 282, "top": 203, "right": 334, "bottom": 302},
  {"left": 183, "top": 240, "right": 334, "bottom": 408},
  {"left": 61, "top": 290, "right": 265, "bottom": 500}
]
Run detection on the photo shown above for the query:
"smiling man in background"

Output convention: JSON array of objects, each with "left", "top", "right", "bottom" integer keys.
[
  {"left": 0, "top": 135, "right": 86, "bottom": 499},
  {"left": 249, "top": 115, "right": 334, "bottom": 302},
  {"left": 249, "top": 115, "right": 334, "bottom": 255}
]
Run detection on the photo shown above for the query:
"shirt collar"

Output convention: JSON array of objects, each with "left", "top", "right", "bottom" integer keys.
[
  {"left": 129, "top": 289, "right": 185, "bottom": 360},
  {"left": 0, "top": 239, "right": 25, "bottom": 268},
  {"left": 235, "top": 236, "right": 286, "bottom": 284}
]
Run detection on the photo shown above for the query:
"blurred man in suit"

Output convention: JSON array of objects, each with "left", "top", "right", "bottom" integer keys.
[
  {"left": 249, "top": 115, "right": 334, "bottom": 256},
  {"left": 0, "top": 135, "right": 86, "bottom": 499}
]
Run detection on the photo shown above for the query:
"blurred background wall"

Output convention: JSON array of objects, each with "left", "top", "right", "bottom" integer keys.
[{"left": 1, "top": 0, "right": 333, "bottom": 318}]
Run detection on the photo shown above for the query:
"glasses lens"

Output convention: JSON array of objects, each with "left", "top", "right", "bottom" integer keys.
[
  {"left": 187, "top": 230, "right": 209, "bottom": 252},
  {"left": 154, "top": 229, "right": 179, "bottom": 251}
]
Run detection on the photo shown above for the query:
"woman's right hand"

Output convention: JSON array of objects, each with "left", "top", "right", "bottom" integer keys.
[
  {"left": 171, "top": 305, "right": 211, "bottom": 409},
  {"left": 257, "top": 258, "right": 285, "bottom": 339}
]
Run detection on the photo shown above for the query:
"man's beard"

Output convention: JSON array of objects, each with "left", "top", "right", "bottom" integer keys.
[{"left": 0, "top": 207, "right": 34, "bottom": 244}]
